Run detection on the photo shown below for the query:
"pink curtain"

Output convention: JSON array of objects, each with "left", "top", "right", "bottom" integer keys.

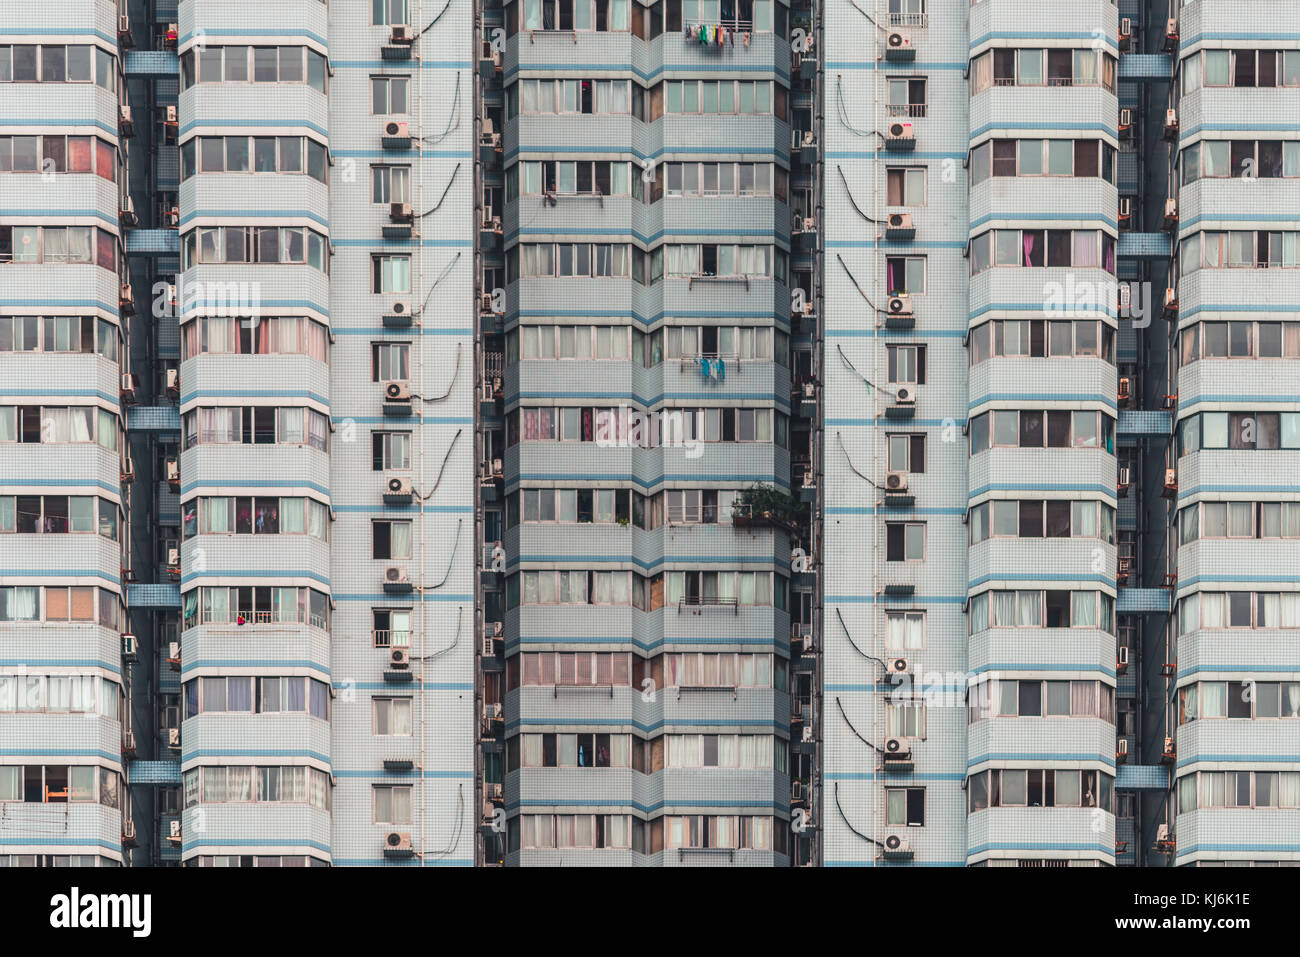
[{"left": 1023, "top": 232, "right": 1035, "bottom": 266}]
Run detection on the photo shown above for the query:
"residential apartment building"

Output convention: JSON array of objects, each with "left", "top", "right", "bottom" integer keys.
[
  {"left": 472, "top": 0, "right": 821, "bottom": 864},
  {"left": 0, "top": 0, "right": 476, "bottom": 867},
  {"left": 822, "top": 0, "right": 1300, "bottom": 868},
  {"left": 0, "top": 0, "right": 1296, "bottom": 870}
]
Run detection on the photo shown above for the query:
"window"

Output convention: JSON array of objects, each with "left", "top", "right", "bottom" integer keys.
[
  {"left": 887, "top": 167, "right": 926, "bottom": 206},
  {"left": 373, "top": 697, "right": 413, "bottom": 735},
  {"left": 887, "top": 700, "right": 926, "bottom": 738},
  {"left": 372, "top": 342, "right": 411, "bottom": 381},
  {"left": 887, "top": 344, "right": 926, "bottom": 384},
  {"left": 887, "top": 433, "right": 926, "bottom": 474},
  {"left": 886, "top": 76, "right": 927, "bottom": 116},
  {"left": 373, "top": 255, "right": 411, "bottom": 293},
  {"left": 373, "top": 0, "right": 410, "bottom": 25},
  {"left": 372, "top": 608, "right": 413, "bottom": 647},
  {"left": 371, "top": 75, "right": 410, "bottom": 114},
  {"left": 886, "top": 522, "right": 925, "bottom": 561},
  {"left": 372, "top": 164, "right": 411, "bottom": 204},
  {"left": 372, "top": 431, "right": 412, "bottom": 470},
  {"left": 885, "top": 610, "right": 925, "bottom": 649},
  {"left": 181, "top": 226, "right": 327, "bottom": 272},
  {"left": 886, "top": 787, "right": 925, "bottom": 826},
  {"left": 372, "top": 520, "right": 412, "bottom": 560},
  {"left": 886, "top": 256, "right": 925, "bottom": 294},
  {"left": 373, "top": 785, "right": 413, "bottom": 824}
]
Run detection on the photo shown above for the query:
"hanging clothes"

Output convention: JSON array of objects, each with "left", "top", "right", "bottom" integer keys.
[{"left": 716, "top": 358, "right": 726, "bottom": 381}]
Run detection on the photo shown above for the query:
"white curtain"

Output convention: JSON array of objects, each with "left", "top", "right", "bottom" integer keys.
[
  {"left": 1201, "top": 592, "right": 1225, "bottom": 629},
  {"left": 1281, "top": 593, "right": 1300, "bottom": 627},
  {"left": 992, "top": 591, "right": 1016, "bottom": 626},
  {"left": 1017, "top": 591, "right": 1041, "bottom": 626},
  {"left": 1201, "top": 682, "right": 1227, "bottom": 718}
]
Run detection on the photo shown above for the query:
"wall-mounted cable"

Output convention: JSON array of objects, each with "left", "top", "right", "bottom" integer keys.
[
  {"left": 836, "top": 342, "right": 879, "bottom": 391},
  {"left": 836, "top": 606, "right": 886, "bottom": 666},
  {"left": 844, "top": 0, "right": 887, "bottom": 32},
  {"left": 419, "top": 427, "right": 462, "bottom": 499},
  {"left": 422, "top": 517, "right": 462, "bottom": 589},
  {"left": 418, "top": 250, "right": 462, "bottom": 315},
  {"left": 837, "top": 431, "right": 877, "bottom": 487},
  {"left": 417, "top": 0, "right": 454, "bottom": 36},
  {"left": 416, "top": 342, "right": 462, "bottom": 403},
  {"left": 418, "top": 70, "right": 461, "bottom": 146},
  {"left": 835, "top": 75, "right": 883, "bottom": 139},
  {"left": 837, "top": 165, "right": 883, "bottom": 224},
  {"left": 836, "top": 696, "right": 882, "bottom": 754},
  {"left": 836, "top": 253, "right": 881, "bottom": 314},
  {"left": 833, "top": 781, "right": 883, "bottom": 847},
  {"left": 419, "top": 162, "right": 461, "bottom": 217},
  {"left": 420, "top": 782, "right": 466, "bottom": 858},
  {"left": 415, "top": 604, "right": 462, "bottom": 662}
]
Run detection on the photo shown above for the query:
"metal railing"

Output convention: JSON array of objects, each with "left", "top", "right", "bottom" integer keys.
[
  {"left": 677, "top": 596, "right": 739, "bottom": 614},
  {"left": 889, "top": 13, "right": 928, "bottom": 27},
  {"left": 886, "top": 103, "right": 927, "bottom": 117}
]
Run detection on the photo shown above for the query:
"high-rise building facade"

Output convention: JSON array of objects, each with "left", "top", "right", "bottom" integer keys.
[
  {"left": 0, "top": 0, "right": 476, "bottom": 867},
  {"left": 473, "top": 0, "right": 821, "bottom": 865},
  {"left": 1, "top": 0, "right": 1297, "bottom": 870},
  {"left": 822, "top": 0, "right": 1300, "bottom": 869}
]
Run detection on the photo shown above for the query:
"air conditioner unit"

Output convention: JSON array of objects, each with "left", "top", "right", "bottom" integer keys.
[
  {"left": 1118, "top": 377, "right": 1132, "bottom": 400},
  {"left": 883, "top": 736, "right": 911, "bottom": 759},
  {"left": 1163, "top": 287, "right": 1177, "bottom": 311},
  {"left": 165, "top": 460, "right": 180, "bottom": 484},
  {"left": 492, "top": 621, "right": 503, "bottom": 637},
  {"left": 803, "top": 381, "right": 816, "bottom": 399},
  {"left": 1164, "top": 197, "right": 1178, "bottom": 223},
  {"left": 887, "top": 293, "right": 913, "bottom": 318},
  {"left": 121, "top": 196, "right": 137, "bottom": 225},
  {"left": 1164, "top": 467, "right": 1177, "bottom": 488},
  {"left": 1118, "top": 466, "right": 1131, "bottom": 487},
  {"left": 167, "top": 642, "right": 180, "bottom": 662},
  {"left": 1156, "top": 824, "right": 1170, "bottom": 844},
  {"left": 887, "top": 120, "right": 914, "bottom": 140},
  {"left": 390, "top": 202, "right": 413, "bottom": 224},
  {"left": 1119, "top": 108, "right": 1133, "bottom": 130},
  {"left": 802, "top": 725, "right": 814, "bottom": 743},
  {"left": 1117, "top": 284, "right": 1132, "bottom": 310},
  {"left": 168, "top": 820, "right": 181, "bottom": 842},
  {"left": 387, "top": 476, "right": 412, "bottom": 497},
  {"left": 119, "top": 372, "right": 138, "bottom": 403},
  {"left": 889, "top": 656, "right": 910, "bottom": 675},
  {"left": 390, "top": 647, "right": 410, "bottom": 669},
  {"left": 486, "top": 782, "right": 503, "bottom": 801},
  {"left": 385, "top": 565, "right": 411, "bottom": 586},
  {"left": 122, "top": 731, "right": 136, "bottom": 754},
  {"left": 122, "top": 633, "right": 138, "bottom": 661},
  {"left": 165, "top": 368, "right": 180, "bottom": 395},
  {"left": 492, "top": 458, "right": 503, "bottom": 476},
  {"left": 384, "top": 120, "right": 410, "bottom": 138},
  {"left": 167, "top": 728, "right": 180, "bottom": 748},
  {"left": 1119, "top": 17, "right": 1132, "bottom": 39},
  {"left": 386, "top": 831, "right": 412, "bottom": 852},
  {"left": 802, "top": 130, "right": 817, "bottom": 148},
  {"left": 482, "top": 634, "right": 498, "bottom": 657},
  {"left": 887, "top": 32, "right": 911, "bottom": 50},
  {"left": 888, "top": 213, "right": 913, "bottom": 231},
  {"left": 390, "top": 24, "right": 413, "bottom": 44},
  {"left": 165, "top": 105, "right": 178, "bottom": 125},
  {"left": 122, "top": 820, "right": 137, "bottom": 842},
  {"left": 885, "top": 471, "right": 908, "bottom": 493},
  {"left": 1118, "top": 197, "right": 1132, "bottom": 221},
  {"left": 1163, "top": 736, "right": 1174, "bottom": 755},
  {"left": 1163, "top": 109, "right": 1178, "bottom": 140},
  {"left": 167, "top": 547, "right": 180, "bottom": 568},
  {"left": 791, "top": 129, "right": 804, "bottom": 151},
  {"left": 384, "top": 380, "right": 412, "bottom": 401},
  {"left": 882, "top": 833, "right": 911, "bottom": 856},
  {"left": 1117, "top": 738, "right": 1128, "bottom": 756},
  {"left": 892, "top": 386, "right": 916, "bottom": 406},
  {"left": 119, "top": 104, "right": 134, "bottom": 132}
]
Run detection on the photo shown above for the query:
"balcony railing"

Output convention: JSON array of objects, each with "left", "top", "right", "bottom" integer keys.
[
  {"left": 889, "top": 13, "right": 928, "bottom": 27},
  {"left": 886, "top": 103, "right": 927, "bottom": 117},
  {"left": 677, "top": 596, "right": 739, "bottom": 614}
]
